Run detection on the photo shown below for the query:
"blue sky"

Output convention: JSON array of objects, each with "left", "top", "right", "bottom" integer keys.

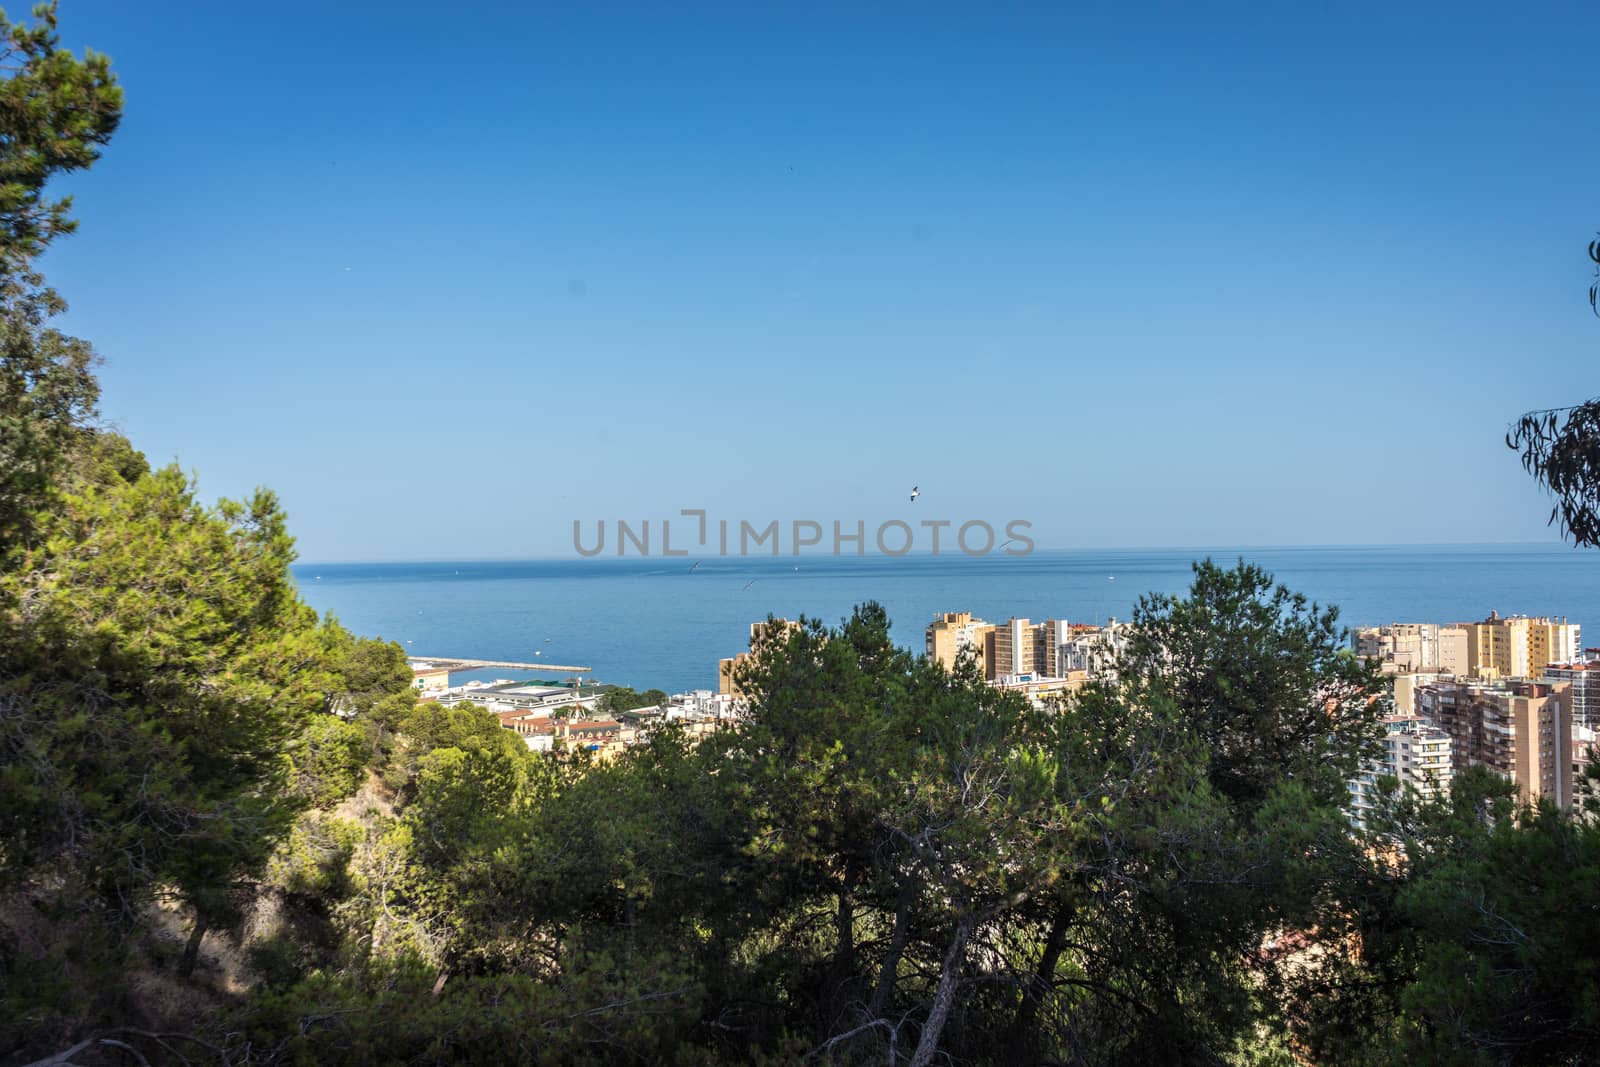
[{"left": 43, "top": 2, "right": 1600, "bottom": 561}]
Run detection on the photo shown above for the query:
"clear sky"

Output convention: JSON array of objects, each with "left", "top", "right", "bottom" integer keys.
[{"left": 42, "top": 2, "right": 1600, "bottom": 561}]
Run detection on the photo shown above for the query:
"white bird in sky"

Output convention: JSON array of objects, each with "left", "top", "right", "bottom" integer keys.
[{"left": 909, "top": 485, "right": 920, "bottom": 502}]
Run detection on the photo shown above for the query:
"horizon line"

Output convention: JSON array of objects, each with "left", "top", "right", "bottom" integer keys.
[{"left": 292, "top": 539, "right": 1579, "bottom": 567}]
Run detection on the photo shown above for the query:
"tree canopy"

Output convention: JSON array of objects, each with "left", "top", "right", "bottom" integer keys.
[{"left": 1506, "top": 235, "right": 1600, "bottom": 546}]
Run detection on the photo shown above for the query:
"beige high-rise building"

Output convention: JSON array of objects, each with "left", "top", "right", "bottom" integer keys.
[
  {"left": 925, "top": 612, "right": 993, "bottom": 674},
  {"left": 1437, "top": 626, "right": 1469, "bottom": 676},
  {"left": 1461, "top": 612, "right": 1580, "bottom": 680},
  {"left": 1392, "top": 670, "right": 1448, "bottom": 718},
  {"left": 718, "top": 618, "right": 802, "bottom": 698},
  {"left": 1417, "top": 678, "right": 1573, "bottom": 806},
  {"left": 985, "top": 618, "right": 1031, "bottom": 679}
]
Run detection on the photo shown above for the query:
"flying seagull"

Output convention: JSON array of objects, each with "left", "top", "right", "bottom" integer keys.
[
  {"left": 743, "top": 579, "right": 757, "bottom": 591},
  {"left": 909, "top": 485, "right": 920, "bottom": 502}
]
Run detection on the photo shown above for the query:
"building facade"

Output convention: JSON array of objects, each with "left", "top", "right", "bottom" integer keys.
[
  {"left": 1349, "top": 715, "right": 1454, "bottom": 828},
  {"left": 719, "top": 618, "right": 802, "bottom": 697},
  {"left": 1462, "top": 612, "right": 1581, "bottom": 681},
  {"left": 925, "top": 611, "right": 993, "bottom": 674},
  {"left": 1543, "top": 660, "right": 1600, "bottom": 731},
  {"left": 1056, "top": 619, "right": 1131, "bottom": 679},
  {"left": 983, "top": 617, "right": 1071, "bottom": 680},
  {"left": 1417, "top": 678, "right": 1573, "bottom": 807},
  {"left": 1353, "top": 623, "right": 1468, "bottom": 676},
  {"left": 411, "top": 664, "right": 452, "bottom": 692}
]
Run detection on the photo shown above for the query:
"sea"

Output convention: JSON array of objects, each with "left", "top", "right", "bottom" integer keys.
[{"left": 291, "top": 544, "right": 1600, "bottom": 694}]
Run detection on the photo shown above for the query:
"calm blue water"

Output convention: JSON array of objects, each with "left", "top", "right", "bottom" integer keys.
[{"left": 292, "top": 545, "right": 1600, "bottom": 693}]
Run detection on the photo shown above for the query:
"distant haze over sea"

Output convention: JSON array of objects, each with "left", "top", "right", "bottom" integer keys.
[{"left": 293, "top": 545, "right": 1600, "bottom": 694}]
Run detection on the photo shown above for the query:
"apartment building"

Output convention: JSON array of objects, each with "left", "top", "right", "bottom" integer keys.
[
  {"left": 1056, "top": 619, "right": 1132, "bottom": 679},
  {"left": 719, "top": 618, "right": 803, "bottom": 697},
  {"left": 1353, "top": 623, "right": 1468, "bottom": 675},
  {"left": 926, "top": 612, "right": 1129, "bottom": 687},
  {"left": 1417, "top": 678, "right": 1573, "bottom": 806},
  {"left": 925, "top": 611, "right": 993, "bottom": 674},
  {"left": 1462, "top": 612, "right": 1581, "bottom": 681},
  {"left": 983, "top": 617, "right": 1073, "bottom": 680},
  {"left": 410, "top": 663, "right": 452, "bottom": 692},
  {"left": 991, "top": 671, "right": 1088, "bottom": 707},
  {"left": 1391, "top": 670, "right": 1449, "bottom": 718},
  {"left": 1543, "top": 660, "right": 1600, "bottom": 731},
  {"left": 1349, "top": 715, "right": 1454, "bottom": 829}
]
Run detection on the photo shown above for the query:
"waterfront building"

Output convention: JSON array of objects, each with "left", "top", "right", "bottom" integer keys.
[
  {"left": 925, "top": 611, "right": 1127, "bottom": 685},
  {"left": 439, "top": 681, "right": 610, "bottom": 717},
  {"left": 411, "top": 663, "right": 451, "bottom": 692}
]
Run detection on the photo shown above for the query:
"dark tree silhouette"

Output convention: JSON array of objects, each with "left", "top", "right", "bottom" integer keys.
[{"left": 1507, "top": 237, "right": 1600, "bottom": 546}]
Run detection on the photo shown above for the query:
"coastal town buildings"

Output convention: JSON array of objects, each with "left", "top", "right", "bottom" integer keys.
[
  {"left": 719, "top": 618, "right": 802, "bottom": 698},
  {"left": 1416, "top": 678, "right": 1573, "bottom": 807},
  {"left": 1356, "top": 615, "right": 1580, "bottom": 684},
  {"left": 436, "top": 681, "right": 610, "bottom": 717},
  {"left": 1543, "top": 659, "right": 1600, "bottom": 731},
  {"left": 458, "top": 605, "right": 1591, "bottom": 806},
  {"left": 1391, "top": 670, "right": 1449, "bottom": 718},
  {"left": 1056, "top": 619, "right": 1132, "bottom": 679},
  {"left": 410, "top": 663, "right": 452, "bottom": 692},
  {"left": 1354, "top": 624, "right": 1467, "bottom": 675},
  {"left": 1461, "top": 612, "right": 1581, "bottom": 681},
  {"left": 926, "top": 611, "right": 992, "bottom": 674},
  {"left": 1349, "top": 715, "right": 1454, "bottom": 829},
  {"left": 985, "top": 617, "right": 1068, "bottom": 680},
  {"left": 915, "top": 611, "right": 1129, "bottom": 708}
]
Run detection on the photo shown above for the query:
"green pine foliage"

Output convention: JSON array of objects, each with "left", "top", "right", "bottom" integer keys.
[{"left": 4, "top": 5, "right": 1600, "bottom": 1065}]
